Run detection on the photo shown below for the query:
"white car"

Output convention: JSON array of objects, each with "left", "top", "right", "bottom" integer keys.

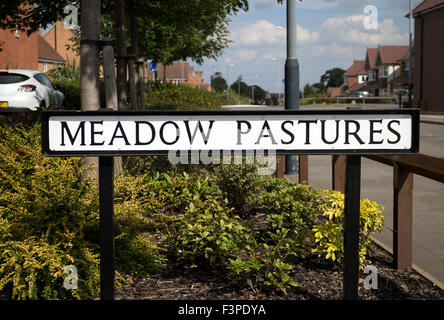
[{"left": 0, "top": 69, "right": 65, "bottom": 111}]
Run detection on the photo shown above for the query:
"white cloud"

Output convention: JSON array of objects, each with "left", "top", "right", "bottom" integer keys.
[
  {"left": 230, "top": 19, "right": 319, "bottom": 49},
  {"left": 318, "top": 15, "right": 408, "bottom": 46}
]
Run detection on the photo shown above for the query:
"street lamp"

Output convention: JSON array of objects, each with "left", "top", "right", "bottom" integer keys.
[
  {"left": 226, "top": 63, "right": 234, "bottom": 105},
  {"left": 275, "top": 25, "right": 285, "bottom": 99},
  {"left": 285, "top": 0, "right": 300, "bottom": 174}
]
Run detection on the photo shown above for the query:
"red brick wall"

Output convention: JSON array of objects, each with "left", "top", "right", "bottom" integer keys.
[
  {"left": 414, "top": 8, "right": 444, "bottom": 113},
  {"left": 0, "top": 29, "right": 38, "bottom": 70},
  {"left": 43, "top": 20, "right": 79, "bottom": 64}
]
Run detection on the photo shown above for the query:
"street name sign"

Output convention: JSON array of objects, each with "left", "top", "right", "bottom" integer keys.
[
  {"left": 42, "top": 109, "right": 419, "bottom": 156},
  {"left": 41, "top": 108, "right": 419, "bottom": 301}
]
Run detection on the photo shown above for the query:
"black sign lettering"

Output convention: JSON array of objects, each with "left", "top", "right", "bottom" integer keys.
[
  {"left": 61, "top": 121, "right": 85, "bottom": 146},
  {"left": 109, "top": 121, "right": 130, "bottom": 146},
  {"left": 255, "top": 120, "right": 277, "bottom": 145},
  {"left": 160, "top": 121, "right": 180, "bottom": 145},
  {"left": 369, "top": 119, "right": 384, "bottom": 144},
  {"left": 281, "top": 121, "right": 294, "bottom": 144},
  {"left": 135, "top": 121, "right": 156, "bottom": 145},
  {"left": 387, "top": 120, "right": 401, "bottom": 144},
  {"left": 237, "top": 120, "right": 251, "bottom": 145},
  {"left": 345, "top": 120, "right": 365, "bottom": 145},
  {"left": 90, "top": 121, "right": 105, "bottom": 146},
  {"left": 184, "top": 120, "right": 215, "bottom": 145},
  {"left": 321, "top": 120, "right": 340, "bottom": 144},
  {"left": 298, "top": 120, "right": 318, "bottom": 145}
]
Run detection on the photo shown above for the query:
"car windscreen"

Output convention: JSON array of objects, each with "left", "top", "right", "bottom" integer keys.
[{"left": 0, "top": 73, "right": 30, "bottom": 84}]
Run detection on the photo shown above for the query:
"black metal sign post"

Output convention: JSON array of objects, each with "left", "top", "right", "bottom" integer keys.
[
  {"left": 343, "top": 155, "right": 361, "bottom": 300},
  {"left": 41, "top": 109, "right": 419, "bottom": 301},
  {"left": 98, "top": 156, "right": 115, "bottom": 300}
]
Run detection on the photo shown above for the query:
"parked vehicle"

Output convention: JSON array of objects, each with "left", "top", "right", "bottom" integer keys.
[
  {"left": 392, "top": 89, "right": 411, "bottom": 104},
  {"left": 0, "top": 69, "right": 65, "bottom": 111},
  {"left": 349, "top": 91, "right": 372, "bottom": 98},
  {"left": 333, "top": 93, "right": 348, "bottom": 98}
]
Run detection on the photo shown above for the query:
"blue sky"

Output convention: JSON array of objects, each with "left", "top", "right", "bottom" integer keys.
[{"left": 190, "top": 0, "right": 422, "bottom": 94}]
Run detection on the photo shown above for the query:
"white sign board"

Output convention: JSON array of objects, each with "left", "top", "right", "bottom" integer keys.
[{"left": 42, "top": 110, "right": 419, "bottom": 156}]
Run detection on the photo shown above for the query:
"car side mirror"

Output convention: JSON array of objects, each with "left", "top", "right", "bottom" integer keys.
[{"left": 55, "top": 84, "right": 64, "bottom": 91}]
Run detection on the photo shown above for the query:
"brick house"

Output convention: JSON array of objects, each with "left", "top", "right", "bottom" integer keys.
[
  {"left": 0, "top": 29, "right": 38, "bottom": 70},
  {"left": 375, "top": 45, "right": 409, "bottom": 96},
  {"left": 388, "top": 52, "right": 410, "bottom": 93},
  {"left": 343, "top": 60, "right": 368, "bottom": 94},
  {"left": 363, "top": 47, "right": 383, "bottom": 96},
  {"left": 43, "top": 20, "right": 80, "bottom": 66},
  {"left": 38, "top": 35, "right": 65, "bottom": 72},
  {"left": 149, "top": 61, "right": 212, "bottom": 91},
  {"left": 411, "top": 0, "right": 444, "bottom": 113}
]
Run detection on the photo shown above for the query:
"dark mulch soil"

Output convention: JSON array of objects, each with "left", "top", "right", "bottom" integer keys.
[{"left": 110, "top": 243, "right": 444, "bottom": 300}]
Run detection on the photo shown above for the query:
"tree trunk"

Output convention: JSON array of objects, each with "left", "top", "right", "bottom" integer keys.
[
  {"left": 114, "top": 0, "right": 128, "bottom": 110},
  {"left": 128, "top": 58, "right": 137, "bottom": 109},
  {"left": 80, "top": 0, "right": 101, "bottom": 180},
  {"left": 128, "top": 1, "right": 142, "bottom": 110}
]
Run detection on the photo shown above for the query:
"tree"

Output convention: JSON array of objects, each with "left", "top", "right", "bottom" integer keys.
[
  {"left": 211, "top": 77, "right": 227, "bottom": 94},
  {"left": 303, "top": 83, "right": 316, "bottom": 98},
  {"left": 320, "top": 67, "right": 345, "bottom": 88},
  {"left": 250, "top": 85, "right": 266, "bottom": 103},
  {"left": 230, "top": 78, "right": 249, "bottom": 98},
  {"left": 0, "top": 1, "right": 73, "bottom": 35},
  {"left": 135, "top": 0, "right": 249, "bottom": 65}
]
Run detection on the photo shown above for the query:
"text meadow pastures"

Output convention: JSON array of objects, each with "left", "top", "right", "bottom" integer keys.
[{"left": 42, "top": 109, "right": 419, "bottom": 156}]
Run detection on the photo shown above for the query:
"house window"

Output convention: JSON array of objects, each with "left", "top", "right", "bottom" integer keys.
[
  {"left": 368, "top": 71, "right": 376, "bottom": 81},
  {"left": 379, "top": 65, "right": 388, "bottom": 78},
  {"left": 43, "top": 62, "right": 48, "bottom": 72}
]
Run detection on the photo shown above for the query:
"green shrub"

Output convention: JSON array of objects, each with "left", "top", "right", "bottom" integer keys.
[
  {"left": 262, "top": 179, "right": 321, "bottom": 255},
  {"left": 227, "top": 231, "right": 297, "bottom": 295},
  {"left": 145, "top": 82, "right": 222, "bottom": 110},
  {"left": 208, "top": 162, "right": 268, "bottom": 218},
  {"left": 113, "top": 173, "right": 167, "bottom": 276},
  {"left": 50, "top": 78, "right": 106, "bottom": 110},
  {"left": 167, "top": 198, "right": 251, "bottom": 265},
  {"left": 0, "top": 122, "right": 101, "bottom": 299},
  {"left": 312, "top": 190, "right": 385, "bottom": 270}
]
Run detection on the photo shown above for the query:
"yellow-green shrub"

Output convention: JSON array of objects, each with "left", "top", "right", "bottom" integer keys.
[{"left": 312, "top": 190, "right": 385, "bottom": 270}]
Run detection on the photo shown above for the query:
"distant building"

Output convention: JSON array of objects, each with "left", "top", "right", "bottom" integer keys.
[
  {"left": 148, "top": 61, "right": 212, "bottom": 91},
  {"left": 42, "top": 19, "right": 80, "bottom": 66},
  {"left": 38, "top": 35, "right": 65, "bottom": 72},
  {"left": 411, "top": 0, "right": 444, "bottom": 113},
  {"left": 0, "top": 28, "right": 38, "bottom": 70},
  {"left": 343, "top": 60, "right": 367, "bottom": 94}
]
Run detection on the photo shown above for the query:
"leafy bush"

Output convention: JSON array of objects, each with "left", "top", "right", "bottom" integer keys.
[
  {"left": 46, "top": 57, "right": 80, "bottom": 81},
  {"left": 312, "top": 190, "right": 385, "bottom": 270},
  {"left": 208, "top": 162, "right": 268, "bottom": 218},
  {"left": 50, "top": 78, "right": 106, "bottom": 110},
  {"left": 0, "top": 123, "right": 165, "bottom": 299},
  {"left": 228, "top": 230, "right": 298, "bottom": 294},
  {"left": 145, "top": 82, "right": 222, "bottom": 110},
  {"left": 262, "top": 179, "right": 321, "bottom": 255},
  {"left": 167, "top": 198, "right": 251, "bottom": 265},
  {"left": 113, "top": 173, "right": 167, "bottom": 277},
  {"left": 0, "top": 123, "right": 100, "bottom": 299}
]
